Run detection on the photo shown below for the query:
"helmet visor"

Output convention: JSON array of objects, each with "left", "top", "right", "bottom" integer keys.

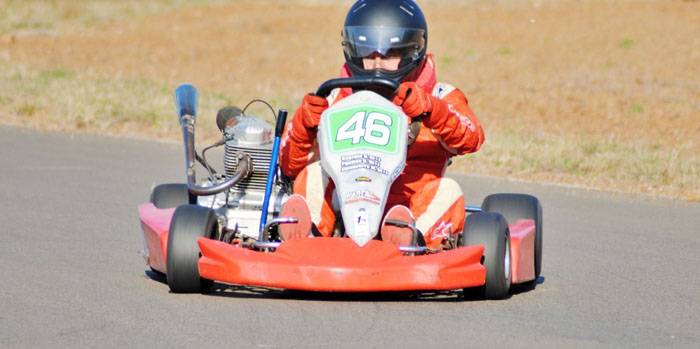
[{"left": 343, "top": 26, "right": 425, "bottom": 61}]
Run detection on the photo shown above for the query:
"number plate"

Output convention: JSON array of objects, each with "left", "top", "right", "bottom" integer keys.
[{"left": 326, "top": 105, "right": 400, "bottom": 154}]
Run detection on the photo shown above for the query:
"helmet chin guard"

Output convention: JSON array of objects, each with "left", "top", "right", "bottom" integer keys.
[{"left": 344, "top": 55, "right": 423, "bottom": 83}]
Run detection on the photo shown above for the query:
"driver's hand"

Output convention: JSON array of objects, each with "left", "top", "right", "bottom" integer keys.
[
  {"left": 393, "top": 82, "right": 433, "bottom": 118},
  {"left": 297, "top": 94, "right": 329, "bottom": 129}
]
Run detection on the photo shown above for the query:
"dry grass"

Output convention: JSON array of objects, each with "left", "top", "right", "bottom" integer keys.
[
  {"left": 0, "top": 64, "right": 228, "bottom": 138},
  {"left": 0, "top": 0, "right": 698, "bottom": 200},
  {"left": 0, "top": 0, "right": 226, "bottom": 34}
]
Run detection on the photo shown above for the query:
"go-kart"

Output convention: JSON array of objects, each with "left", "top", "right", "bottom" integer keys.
[{"left": 138, "top": 77, "right": 543, "bottom": 299}]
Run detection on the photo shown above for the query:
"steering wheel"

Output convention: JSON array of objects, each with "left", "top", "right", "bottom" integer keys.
[{"left": 315, "top": 76, "right": 400, "bottom": 98}]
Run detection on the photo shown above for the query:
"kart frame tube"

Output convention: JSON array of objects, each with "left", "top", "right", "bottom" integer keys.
[{"left": 259, "top": 109, "right": 288, "bottom": 233}]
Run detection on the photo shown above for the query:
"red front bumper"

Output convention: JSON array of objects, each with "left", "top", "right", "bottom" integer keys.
[
  {"left": 140, "top": 203, "right": 489, "bottom": 292},
  {"left": 198, "top": 238, "right": 486, "bottom": 292}
]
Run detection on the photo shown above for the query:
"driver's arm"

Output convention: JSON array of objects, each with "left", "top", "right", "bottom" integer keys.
[
  {"left": 394, "top": 82, "right": 484, "bottom": 155},
  {"left": 427, "top": 84, "right": 485, "bottom": 155},
  {"left": 280, "top": 94, "right": 328, "bottom": 178},
  {"left": 280, "top": 118, "right": 315, "bottom": 179}
]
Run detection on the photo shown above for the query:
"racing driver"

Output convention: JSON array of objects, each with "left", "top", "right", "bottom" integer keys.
[{"left": 279, "top": 0, "right": 484, "bottom": 250}]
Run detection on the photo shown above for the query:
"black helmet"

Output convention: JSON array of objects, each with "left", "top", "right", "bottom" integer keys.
[{"left": 342, "top": 0, "right": 428, "bottom": 82}]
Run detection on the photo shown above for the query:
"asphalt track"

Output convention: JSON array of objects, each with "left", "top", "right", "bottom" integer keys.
[{"left": 1, "top": 125, "right": 699, "bottom": 348}]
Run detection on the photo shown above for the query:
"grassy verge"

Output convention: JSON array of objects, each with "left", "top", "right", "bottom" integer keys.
[
  {"left": 453, "top": 125, "right": 700, "bottom": 201},
  {"left": 0, "top": 64, "right": 231, "bottom": 141}
]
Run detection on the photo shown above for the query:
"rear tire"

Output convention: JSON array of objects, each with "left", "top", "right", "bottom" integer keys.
[
  {"left": 166, "top": 205, "right": 216, "bottom": 293},
  {"left": 482, "top": 193, "right": 542, "bottom": 278},
  {"left": 460, "top": 212, "right": 511, "bottom": 299},
  {"left": 150, "top": 183, "right": 196, "bottom": 209}
]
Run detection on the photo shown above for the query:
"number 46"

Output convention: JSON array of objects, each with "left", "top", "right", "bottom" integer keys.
[{"left": 336, "top": 111, "right": 392, "bottom": 146}]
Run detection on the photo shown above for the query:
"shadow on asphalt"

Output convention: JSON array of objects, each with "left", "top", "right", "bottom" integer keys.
[
  {"left": 511, "top": 276, "right": 545, "bottom": 295},
  {"left": 145, "top": 269, "right": 545, "bottom": 302}
]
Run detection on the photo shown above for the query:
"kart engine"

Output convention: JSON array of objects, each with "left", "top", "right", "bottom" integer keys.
[{"left": 198, "top": 115, "right": 289, "bottom": 241}]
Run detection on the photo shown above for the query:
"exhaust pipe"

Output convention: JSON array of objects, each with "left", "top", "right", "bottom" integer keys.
[{"left": 174, "top": 83, "right": 251, "bottom": 196}]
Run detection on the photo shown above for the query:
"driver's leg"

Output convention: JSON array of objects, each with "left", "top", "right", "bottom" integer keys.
[
  {"left": 291, "top": 161, "right": 336, "bottom": 237},
  {"left": 409, "top": 177, "right": 465, "bottom": 249}
]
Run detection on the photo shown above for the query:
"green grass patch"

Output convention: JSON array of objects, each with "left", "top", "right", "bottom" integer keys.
[
  {"left": 0, "top": 95, "right": 12, "bottom": 106},
  {"left": 497, "top": 47, "right": 513, "bottom": 56},
  {"left": 16, "top": 103, "right": 38, "bottom": 117},
  {"left": 619, "top": 37, "right": 635, "bottom": 50},
  {"left": 39, "top": 68, "right": 75, "bottom": 82},
  {"left": 439, "top": 55, "right": 456, "bottom": 69}
]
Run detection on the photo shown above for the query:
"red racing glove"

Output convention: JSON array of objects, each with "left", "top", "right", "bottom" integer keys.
[
  {"left": 296, "top": 93, "right": 329, "bottom": 129},
  {"left": 392, "top": 82, "right": 433, "bottom": 118}
]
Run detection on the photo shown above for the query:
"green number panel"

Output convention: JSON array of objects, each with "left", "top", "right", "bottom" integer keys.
[{"left": 327, "top": 105, "right": 400, "bottom": 154}]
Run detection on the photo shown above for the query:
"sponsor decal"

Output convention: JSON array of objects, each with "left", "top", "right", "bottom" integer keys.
[
  {"left": 390, "top": 164, "right": 405, "bottom": 181},
  {"left": 447, "top": 104, "right": 476, "bottom": 132},
  {"left": 429, "top": 221, "right": 453, "bottom": 242},
  {"left": 344, "top": 190, "right": 381, "bottom": 205},
  {"left": 340, "top": 153, "right": 389, "bottom": 175},
  {"left": 352, "top": 208, "right": 371, "bottom": 240},
  {"left": 433, "top": 83, "right": 455, "bottom": 99},
  {"left": 355, "top": 176, "right": 372, "bottom": 183}
]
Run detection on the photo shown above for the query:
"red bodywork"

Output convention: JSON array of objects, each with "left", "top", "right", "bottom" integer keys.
[
  {"left": 509, "top": 219, "right": 536, "bottom": 284},
  {"left": 139, "top": 203, "right": 536, "bottom": 291}
]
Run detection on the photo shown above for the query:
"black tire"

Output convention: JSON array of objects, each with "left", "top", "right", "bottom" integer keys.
[
  {"left": 166, "top": 205, "right": 217, "bottom": 293},
  {"left": 150, "top": 183, "right": 196, "bottom": 209},
  {"left": 482, "top": 193, "right": 543, "bottom": 278},
  {"left": 460, "top": 212, "right": 511, "bottom": 299}
]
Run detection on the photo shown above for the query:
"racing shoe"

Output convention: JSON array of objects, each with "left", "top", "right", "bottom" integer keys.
[
  {"left": 278, "top": 194, "right": 313, "bottom": 241},
  {"left": 380, "top": 205, "right": 421, "bottom": 247}
]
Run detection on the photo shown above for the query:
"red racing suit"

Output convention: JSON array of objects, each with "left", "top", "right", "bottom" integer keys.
[{"left": 280, "top": 54, "right": 485, "bottom": 248}]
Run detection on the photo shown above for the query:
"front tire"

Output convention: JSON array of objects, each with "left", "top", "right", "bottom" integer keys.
[
  {"left": 460, "top": 212, "right": 511, "bottom": 299},
  {"left": 166, "top": 205, "right": 217, "bottom": 293},
  {"left": 482, "top": 193, "right": 542, "bottom": 278}
]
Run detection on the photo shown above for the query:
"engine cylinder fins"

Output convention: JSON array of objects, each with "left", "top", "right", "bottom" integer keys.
[{"left": 224, "top": 144, "right": 274, "bottom": 192}]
